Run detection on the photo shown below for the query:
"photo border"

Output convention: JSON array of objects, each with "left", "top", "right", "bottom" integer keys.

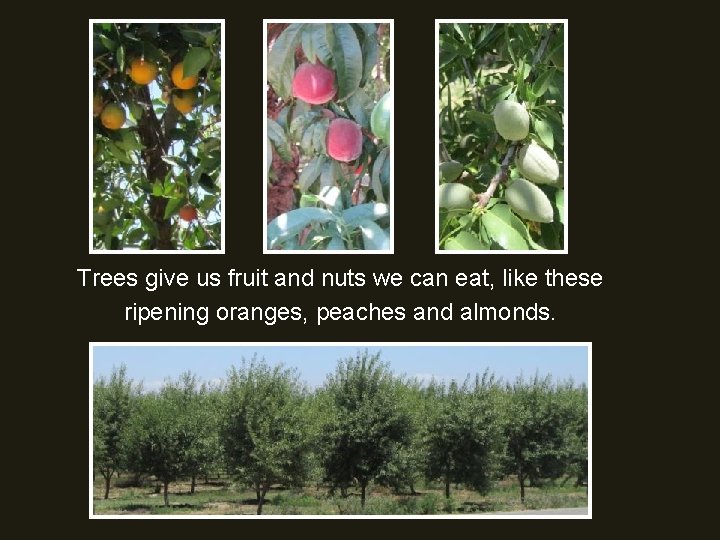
[
  {"left": 90, "top": 341, "right": 591, "bottom": 519},
  {"left": 89, "top": 18, "right": 226, "bottom": 254},
  {"left": 263, "top": 19, "right": 395, "bottom": 255},
  {"left": 435, "top": 19, "right": 568, "bottom": 255}
]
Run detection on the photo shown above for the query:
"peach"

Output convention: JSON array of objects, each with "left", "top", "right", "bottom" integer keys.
[
  {"left": 326, "top": 118, "right": 363, "bottom": 162},
  {"left": 292, "top": 63, "right": 336, "bottom": 105}
]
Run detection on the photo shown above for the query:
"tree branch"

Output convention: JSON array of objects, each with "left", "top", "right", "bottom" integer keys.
[{"left": 476, "top": 143, "right": 517, "bottom": 208}]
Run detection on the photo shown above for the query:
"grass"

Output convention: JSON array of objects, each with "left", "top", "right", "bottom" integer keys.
[{"left": 92, "top": 476, "right": 587, "bottom": 515}]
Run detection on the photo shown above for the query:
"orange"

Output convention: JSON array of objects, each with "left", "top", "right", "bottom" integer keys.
[
  {"left": 93, "top": 95, "right": 104, "bottom": 117},
  {"left": 171, "top": 63, "right": 198, "bottom": 90},
  {"left": 179, "top": 204, "right": 198, "bottom": 221},
  {"left": 100, "top": 103, "right": 126, "bottom": 130},
  {"left": 129, "top": 58, "right": 158, "bottom": 85},
  {"left": 172, "top": 90, "right": 196, "bottom": 115}
]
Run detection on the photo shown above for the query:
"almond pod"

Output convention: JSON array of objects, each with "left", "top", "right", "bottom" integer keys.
[
  {"left": 439, "top": 160, "right": 463, "bottom": 182},
  {"left": 493, "top": 100, "right": 530, "bottom": 141},
  {"left": 439, "top": 183, "right": 475, "bottom": 210},
  {"left": 516, "top": 141, "right": 559, "bottom": 185},
  {"left": 504, "top": 178, "right": 554, "bottom": 223}
]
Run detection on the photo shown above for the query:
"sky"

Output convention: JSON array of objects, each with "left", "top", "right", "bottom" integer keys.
[{"left": 92, "top": 344, "right": 588, "bottom": 391}]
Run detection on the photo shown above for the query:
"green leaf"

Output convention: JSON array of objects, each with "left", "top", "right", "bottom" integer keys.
[
  {"left": 533, "top": 67, "right": 555, "bottom": 98},
  {"left": 268, "top": 24, "right": 305, "bottom": 100},
  {"left": 301, "top": 28, "right": 316, "bottom": 63},
  {"left": 533, "top": 117, "right": 554, "bottom": 150},
  {"left": 320, "top": 159, "right": 338, "bottom": 188},
  {"left": 360, "top": 31, "right": 379, "bottom": 87},
  {"left": 126, "top": 228, "right": 144, "bottom": 244},
  {"left": 358, "top": 219, "right": 390, "bottom": 250},
  {"left": 152, "top": 181, "right": 163, "bottom": 196},
  {"left": 164, "top": 198, "right": 185, "bottom": 220},
  {"left": 106, "top": 141, "right": 133, "bottom": 164},
  {"left": 465, "top": 110, "right": 494, "bottom": 127},
  {"left": 116, "top": 45, "right": 125, "bottom": 73},
  {"left": 128, "top": 102, "right": 144, "bottom": 122},
  {"left": 311, "top": 24, "right": 334, "bottom": 66},
  {"left": 454, "top": 23, "right": 472, "bottom": 44},
  {"left": 99, "top": 35, "right": 116, "bottom": 52},
  {"left": 298, "top": 156, "right": 325, "bottom": 192},
  {"left": 342, "top": 202, "right": 389, "bottom": 227},
  {"left": 267, "top": 118, "right": 292, "bottom": 162},
  {"left": 555, "top": 189, "right": 565, "bottom": 224},
  {"left": 331, "top": 23, "right": 363, "bottom": 101},
  {"left": 346, "top": 88, "right": 371, "bottom": 129},
  {"left": 492, "top": 203, "right": 545, "bottom": 250},
  {"left": 445, "top": 230, "right": 488, "bottom": 250},
  {"left": 481, "top": 211, "right": 529, "bottom": 250},
  {"left": 371, "top": 147, "right": 389, "bottom": 204},
  {"left": 300, "top": 124, "right": 317, "bottom": 155},
  {"left": 290, "top": 110, "right": 320, "bottom": 140},
  {"left": 183, "top": 47, "right": 212, "bottom": 78},
  {"left": 312, "top": 119, "right": 329, "bottom": 154},
  {"left": 267, "top": 207, "right": 336, "bottom": 248}
]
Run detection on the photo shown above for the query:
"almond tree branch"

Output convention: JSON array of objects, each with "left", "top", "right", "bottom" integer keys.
[{"left": 476, "top": 143, "right": 517, "bottom": 207}]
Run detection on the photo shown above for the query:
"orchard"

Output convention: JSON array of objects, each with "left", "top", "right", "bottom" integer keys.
[
  {"left": 266, "top": 23, "right": 391, "bottom": 251},
  {"left": 92, "top": 22, "right": 221, "bottom": 250},
  {"left": 439, "top": 23, "right": 565, "bottom": 251},
  {"left": 94, "top": 352, "right": 588, "bottom": 515}
]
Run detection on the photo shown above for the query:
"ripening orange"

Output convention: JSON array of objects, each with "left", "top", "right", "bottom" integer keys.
[
  {"left": 171, "top": 63, "right": 198, "bottom": 89},
  {"left": 179, "top": 204, "right": 198, "bottom": 221},
  {"left": 100, "top": 103, "right": 126, "bottom": 130},
  {"left": 129, "top": 58, "right": 158, "bottom": 85},
  {"left": 93, "top": 95, "right": 104, "bottom": 117},
  {"left": 172, "top": 91, "right": 196, "bottom": 115}
]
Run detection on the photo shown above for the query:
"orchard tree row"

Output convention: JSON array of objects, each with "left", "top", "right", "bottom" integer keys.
[{"left": 94, "top": 353, "right": 587, "bottom": 514}]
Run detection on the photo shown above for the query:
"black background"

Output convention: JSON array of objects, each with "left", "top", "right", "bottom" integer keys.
[{"left": 27, "top": 12, "right": 649, "bottom": 529}]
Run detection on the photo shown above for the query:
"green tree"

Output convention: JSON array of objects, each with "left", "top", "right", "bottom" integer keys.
[
  {"left": 93, "top": 22, "right": 221, "bottom": 250},
  {"left": 123, "top": 373, "right": 215, "bottom": 506},
  {"left": 94, "top": 365, "right": 137, "bottom": 499},
  {"left": 376, "top": 378, "right": 426, "bottom": 495},
  {"left": 266, "top": 23, "right": 391, "bottom": 251},
  {"left": 220, "top": 358, "right": 311, "bottom": 515},
  {"left": 318, "top": 351, "right": 411, "bottom": 508},
  {"left": 439, "top": 22, "right": 564, "bottom": 251},
  {"left": 503, "top": 374, "right": 573, "bottom": 503},
  {"left": 424, "top": 372, "right": 503, "bottom": 499}
]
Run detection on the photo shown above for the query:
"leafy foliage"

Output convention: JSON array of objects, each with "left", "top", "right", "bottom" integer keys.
[
  {"left": 424, "top": 372, "right": 504, "bottom": 498},
  {"left": 220, "top": 357, "right": 311, "bottom": 514},
  {"left": 94, "top": 357, "right": 587, "bottom": 510},
  {"left": 267, "top": 23, "right": 391, "bottom": 251},
  {"left": 439, "top": 23, "right": 564, "bottom": 251},
  {"left": 93, "top": 365, "right": 138, "bottom": 499},
  {"left": 316, "top": 351, "right": 411, "bottom": 506},
  {"left": 92, "top": 22, "right": 221, "bottom": 250}
]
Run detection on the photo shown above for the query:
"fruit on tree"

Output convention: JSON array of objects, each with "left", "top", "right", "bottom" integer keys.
[
  {"left": 504, "top": 177, "right": 554, "bottom": 223},
  {"left": 291, "top": 62, "right": 336, "bottom": 105},
  {"left": 493, "top": 100, "right": 530, "bottom": 141},
  {"left": 172, "top": 90, "right": 196, "bottom": 115},
  {"left": 171, "top": 63, "right": 198, "bottom": 90},
  {"left": 371, "top": 92, "right": 391, "bottom": 143},
  {"left": 326, "top": 118, "right": 362, "bottom": 162},
  {"left": 439, "top": 183, "right": 475, "bottom": 210},
  {"left": 440, "top": 161, "right": 463, "bottom": 182},
  {"left": 516, "top": 141, "right": 559, "bottom": 184},
  {"left": 93, "top": 95, "right": 104, "bottom": 117},
  {"left": 129, "top": 58, "right": 158, "bottom": 85},
  {"left": 100, "top": 103, "right": 126, "bottom": 130},
  {"left": 179, "top": 204, "right": 198, "bottom": 222}
]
